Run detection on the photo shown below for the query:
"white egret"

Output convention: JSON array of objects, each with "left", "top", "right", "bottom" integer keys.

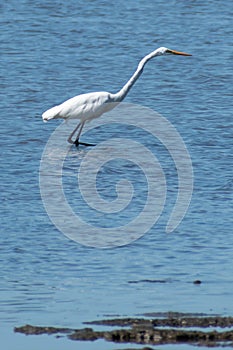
[{"left": 42, "top": 47, "right": 191, "bottom": 146}]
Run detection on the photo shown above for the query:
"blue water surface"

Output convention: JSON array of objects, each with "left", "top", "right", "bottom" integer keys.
[{"left": 1, "top": 1, "right": 233, "bottom": 349}]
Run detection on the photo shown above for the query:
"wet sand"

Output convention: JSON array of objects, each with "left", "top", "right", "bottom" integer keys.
[{"left": 14, "top": 313, "right": 233, "bottom": 348}]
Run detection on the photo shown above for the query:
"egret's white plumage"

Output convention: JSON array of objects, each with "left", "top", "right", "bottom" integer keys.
[
  {"left": 42, "top": 47, "right": 191, "bottom": 146},
  {"left": 43, "top": 92, "right": 113, "bottom": 122}
]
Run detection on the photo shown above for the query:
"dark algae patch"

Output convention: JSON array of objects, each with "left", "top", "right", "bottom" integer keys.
[{"left": 14, "top": 313, "right": 233, "bottom": 347}]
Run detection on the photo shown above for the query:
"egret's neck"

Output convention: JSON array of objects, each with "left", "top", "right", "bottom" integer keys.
[{"left": 111, "top": 51, "right": 157, "bottom": 102}]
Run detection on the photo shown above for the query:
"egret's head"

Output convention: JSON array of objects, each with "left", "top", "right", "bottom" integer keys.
[{"left": 157, "top": 47, "right": 192, "bottom": 56}]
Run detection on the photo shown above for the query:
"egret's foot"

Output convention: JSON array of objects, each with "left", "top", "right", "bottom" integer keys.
[
  {"left": 74, "top": 139, "right": 95, "bottom": 147},
  {"left": 74, "top": 139, "right": 79, "bottom": 147}
]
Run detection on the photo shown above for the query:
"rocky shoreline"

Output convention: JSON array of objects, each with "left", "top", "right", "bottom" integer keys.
[{"left": 14, "top": 313, "right": 233, "bottom": 348}]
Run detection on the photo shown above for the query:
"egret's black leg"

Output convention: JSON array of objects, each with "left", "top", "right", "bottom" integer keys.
[
  {"left": 68, "top": 121, "right": 95, "bottom": 147},
  {"left": 67, "top": 122, "right": 81, "bottom": 144},
  {"left": 73, "top": 122, "right": 85, "bottom": 146}
]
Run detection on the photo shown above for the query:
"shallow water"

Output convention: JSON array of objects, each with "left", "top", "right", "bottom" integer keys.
[{"left": 1, "top": 0, "right": 233, "bottom": 349}]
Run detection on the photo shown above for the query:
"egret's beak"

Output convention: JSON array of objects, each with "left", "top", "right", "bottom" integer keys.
[{"left": 167, "top": 49, "right": 192, "bottom": 56}]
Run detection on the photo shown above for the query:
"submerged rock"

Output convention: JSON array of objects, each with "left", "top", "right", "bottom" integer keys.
[
  {"left": 14, "top": 324, "right": 72, "bottom": 335},
  {"left": 14, "top": 314, "right": 233, "bottom": 347}
]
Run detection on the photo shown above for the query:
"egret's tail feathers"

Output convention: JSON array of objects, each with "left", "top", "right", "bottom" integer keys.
[{"left": 42, "top": 105, "right": 61, "bottom": 122}]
